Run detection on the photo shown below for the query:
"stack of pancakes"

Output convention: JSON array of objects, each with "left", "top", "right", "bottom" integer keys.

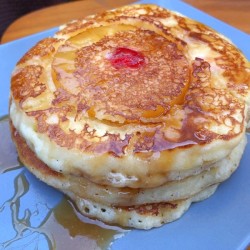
[{"left": 9, "top": 4, "right": 250, "bottom": 229}]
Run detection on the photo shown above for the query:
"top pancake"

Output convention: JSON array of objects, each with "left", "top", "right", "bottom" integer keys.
[{"left": 10, "top": 4, "right": 250, "bottom": 188}]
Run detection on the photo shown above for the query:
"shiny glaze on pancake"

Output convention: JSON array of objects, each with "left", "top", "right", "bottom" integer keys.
[
  {"left": 10, "top": 119, "right": 246, "bottom": 208},
  {"left": 10, "top": 4, "right": 250, "bottom": 188},
  {"left": 10, "top": 122, "right": 221, "bottom": 230}
]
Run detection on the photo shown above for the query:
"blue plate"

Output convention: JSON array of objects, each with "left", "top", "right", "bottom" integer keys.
[{"left": 0, "top": 1, "right": 250, "bottom": 249}]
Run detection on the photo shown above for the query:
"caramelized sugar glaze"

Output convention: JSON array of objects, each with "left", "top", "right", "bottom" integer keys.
[{"left": 10, "top": 4, "right": 250, "bottom": 189}]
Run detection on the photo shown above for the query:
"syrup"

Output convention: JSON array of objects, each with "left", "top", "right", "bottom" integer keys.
[{"left": 0, "top": 117, "right": 127, "bottom": 249}]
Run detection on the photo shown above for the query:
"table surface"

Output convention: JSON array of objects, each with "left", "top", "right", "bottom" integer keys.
[{"left": 1, "top": 0, "right": 250, "bottom": 44}]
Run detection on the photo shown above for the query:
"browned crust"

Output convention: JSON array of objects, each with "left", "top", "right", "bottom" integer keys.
[
  {"left": 117, "top": 202, "right": 178, "bottom": 216},
  {"left": 11, "top": 65, "right": 46, "bottom": 104},
  {"left": 9, "top": 4, "right": 249, "bottom": 191},
  {"left": 10, "top": 120, "right": 181, "bottom": 216},
  {"left": 10, "top": 5, "right": 249, "bottom": 158},
  {"left": 17, "top": 38, "right": 61, "bottom": 65},
  {"left": 10, "top": 120, "right": 61, "bottom": 178}
]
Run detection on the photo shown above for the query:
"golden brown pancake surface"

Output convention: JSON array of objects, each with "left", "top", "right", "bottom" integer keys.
[{"left": 10, "top": 4, "right": 250, "bottom": 189}]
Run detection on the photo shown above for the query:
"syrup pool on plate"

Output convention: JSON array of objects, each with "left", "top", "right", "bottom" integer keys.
[{"left": 0, "top": 116, "right": 128, "bottom": 250}]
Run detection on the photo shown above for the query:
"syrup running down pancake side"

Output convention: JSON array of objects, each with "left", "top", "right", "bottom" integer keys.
[{"left": 9, "top": 4, "right": 250, "bottom": 229}]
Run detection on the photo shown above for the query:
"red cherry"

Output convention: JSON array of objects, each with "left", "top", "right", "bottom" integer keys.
[{"left": 109, "top": 47, "right": 145, "bottom": 69}]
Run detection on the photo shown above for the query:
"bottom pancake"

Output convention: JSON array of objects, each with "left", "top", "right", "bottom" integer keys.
[
  {"left": 65, "top": 184, "right": 218, "bottom": 229},
  {"left": 10, "top": 121, "right": 246, "bottom": 229}
]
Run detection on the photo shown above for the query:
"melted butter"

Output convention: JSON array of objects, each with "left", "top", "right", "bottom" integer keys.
[{"left": 0, "top": 117, "right": 127, "bottom": 249}]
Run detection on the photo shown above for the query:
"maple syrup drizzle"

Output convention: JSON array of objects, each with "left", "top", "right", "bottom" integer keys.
[{"left": 0, "top": 117, "right": 128, "bottom": 249}]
